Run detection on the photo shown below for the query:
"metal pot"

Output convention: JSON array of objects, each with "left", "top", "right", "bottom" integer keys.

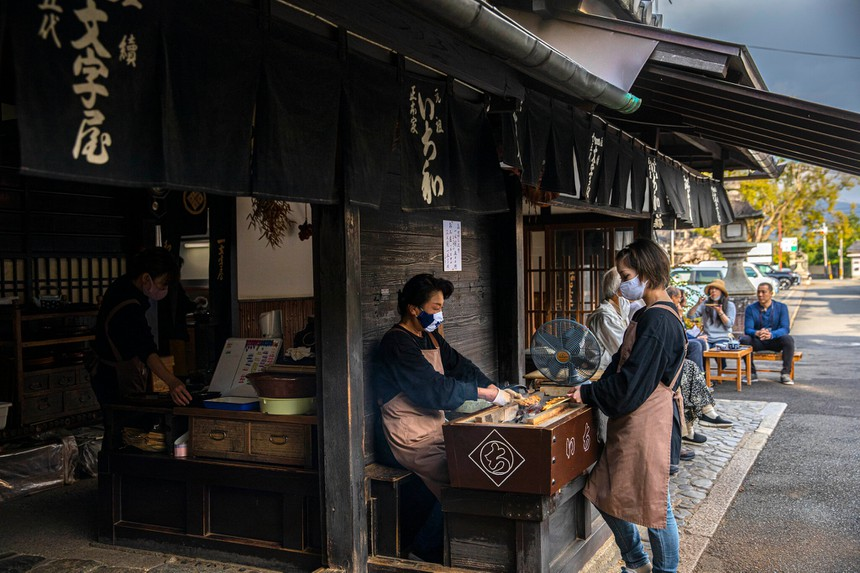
[{"left": 246, "top": 372, "right": 315, "bottom": 398}]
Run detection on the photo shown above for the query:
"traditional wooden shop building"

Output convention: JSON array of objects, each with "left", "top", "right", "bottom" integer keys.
[{"left": 1, "top": 1, "right": 859, "bottom": 572}]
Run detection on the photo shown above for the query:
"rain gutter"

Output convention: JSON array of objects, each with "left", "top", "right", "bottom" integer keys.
[{"left": 401, "top": 0, "right": 642, "bottom": 113}]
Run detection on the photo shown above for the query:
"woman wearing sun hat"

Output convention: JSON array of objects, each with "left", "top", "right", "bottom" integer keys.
[{"left": 686, "top": 278, "right": 736, "bottom": 348}]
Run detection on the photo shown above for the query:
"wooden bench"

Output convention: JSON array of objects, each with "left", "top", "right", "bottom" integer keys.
[
  {"left": 365, "top": 463, "right": 416, "bottom": 558},
  {"left": 752, "top": 351, "right": 803, "bottom": 380}
]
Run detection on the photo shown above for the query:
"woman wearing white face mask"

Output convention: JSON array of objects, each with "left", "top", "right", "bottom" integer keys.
[
  {"left": 91, "top": 247, "right": 193, "bottom": 408},
  {"left": 568, "top": 238, "right": 687, "bottom": 573},
  {"left": 686, "top": 279, "right": 736, "bottom": 348},
  {"left": 373, "top": 273, "right": 508, "bottom": 562}
]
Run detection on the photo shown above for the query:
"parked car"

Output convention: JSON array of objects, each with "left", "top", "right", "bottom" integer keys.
[
  {"left": 752, "top": 263, "right": 801, "bottom": 290},
  {"left": 672, "top": 261, "right": 779, "bottom": 295}
]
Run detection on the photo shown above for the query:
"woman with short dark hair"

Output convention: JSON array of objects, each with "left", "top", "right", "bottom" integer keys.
[
  {"left": 91, "top": 247, "right": 193, "bottom": 407},
  {"left": 373, "top": 273, "right": 513, "bottom": 562},
  {"left": 569, "top": 238, "right": 686, "bottom": 573}
]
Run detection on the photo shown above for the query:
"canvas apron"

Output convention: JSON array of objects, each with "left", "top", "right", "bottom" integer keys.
[
  {"left": 584, "top": 303, "right": 685, "bottom": 528},
  {"left": 380, "top": 331, "right": 449, "bottom": 500}
]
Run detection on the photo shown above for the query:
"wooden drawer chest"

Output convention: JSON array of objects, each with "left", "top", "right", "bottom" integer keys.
[{"left": 185, "top": 407, "right": 317, "bottom": 468}]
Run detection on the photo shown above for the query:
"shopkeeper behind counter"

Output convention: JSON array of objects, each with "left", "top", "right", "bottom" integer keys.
[
  {"left": 374, "top": 273, "right": 517, "bottom": 499},
  {"left": 373, "top": 274, "right": 518, "bottom": 562},
  {"left": 91, "top": 247, "right": 193, "bottom": 407}
]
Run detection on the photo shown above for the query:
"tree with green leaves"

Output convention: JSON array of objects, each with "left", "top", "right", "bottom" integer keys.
[{"left": 738, "top": 164, "right": 857, "bottom": 246}]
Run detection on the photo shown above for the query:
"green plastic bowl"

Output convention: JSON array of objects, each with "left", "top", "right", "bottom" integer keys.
[{"left": 259, "top": 396, "right": 314, "bottom": 416}]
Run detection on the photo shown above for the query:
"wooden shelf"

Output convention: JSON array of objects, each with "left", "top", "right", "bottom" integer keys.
[
  {"left": 21, "top": 334, "right": 95, "bottom": 348},
  {"left": 177, "top": 406, "right": 317, "bottom": 425},
  {"left": 20, "top": 310, "right": 98, "bottom": 321}
]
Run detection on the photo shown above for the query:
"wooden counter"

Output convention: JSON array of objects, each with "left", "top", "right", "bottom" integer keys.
[{"left": 98, "top": 404, "right": 322, "bottom": 571}]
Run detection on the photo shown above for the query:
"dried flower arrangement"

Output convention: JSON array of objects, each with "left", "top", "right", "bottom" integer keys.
[{"left": 247, "top": 198, "right": 297, "bottom": 248}]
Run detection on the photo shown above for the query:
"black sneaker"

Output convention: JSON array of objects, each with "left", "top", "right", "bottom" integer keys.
[
  {"left": 682, "top": 431, "right": 708, "bottom": 445},
  {"left": 699, "top": 413, "right": 733, "bottom": 428},
  {"left": 679, "top": 447, "right": 696, "bottom": 461},
  {"left": 669, "top": 463, "right": 679, "bottom": 476}
]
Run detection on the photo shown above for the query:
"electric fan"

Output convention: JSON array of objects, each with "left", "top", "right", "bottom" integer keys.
[{"left": 530, "top": 319, "right": 602, "bottom": 386}]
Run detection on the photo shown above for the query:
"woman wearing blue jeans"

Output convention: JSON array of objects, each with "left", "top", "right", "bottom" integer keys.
[{"left": 570, "top": 238, "right": 686, "bottom": 573}]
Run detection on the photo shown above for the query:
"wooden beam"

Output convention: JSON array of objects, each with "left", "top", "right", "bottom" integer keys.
[
  {"left": 314, "top": 203, "right": 368, "bottom": 570},
  {"left": 495, "top": 174, "right": 526, "bottom": 387}
]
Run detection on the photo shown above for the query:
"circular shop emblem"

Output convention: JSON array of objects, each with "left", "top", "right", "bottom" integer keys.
[
  {"left": 556, "top": 349, "right": 571, "bottom": 363},
  {"left": 183, "top": 191, "right": 207, "bottom": 216},
  {"left": 478, "top": 440, "right": 515, "bottom": 475}
]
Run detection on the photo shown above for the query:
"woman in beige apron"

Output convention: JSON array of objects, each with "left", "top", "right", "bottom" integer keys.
[
  {"left": 374, "top": 274, "right": 514, "bottom": 562},
  {"left": 570, "top": 239, "right": 687, "bottom": 573}
]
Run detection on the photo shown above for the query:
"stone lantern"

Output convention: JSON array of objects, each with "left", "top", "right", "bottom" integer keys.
[{"left": 713, "top": 191, "right": 761, "bottom": 333}]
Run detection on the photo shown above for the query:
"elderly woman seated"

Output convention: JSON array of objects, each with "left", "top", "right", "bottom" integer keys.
[{"left": 586, "top": 268, "right": 630, "bottom": 371}]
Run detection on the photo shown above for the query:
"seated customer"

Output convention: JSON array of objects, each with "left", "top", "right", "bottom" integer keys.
[
  {"left": 587, "top": 268, "right": 630, "bottom": 371},
  {"left": 678, "top": 359, "right": 733, "bottom": 442},
  {"left": 687, "top": 279, "right": 736, "bottom": 348},
  {"left": 667, "top": 286, "right": 706, "bottom": 370},
  {"left": 738, "top": 283, "right": 796, "bottom": 385}
]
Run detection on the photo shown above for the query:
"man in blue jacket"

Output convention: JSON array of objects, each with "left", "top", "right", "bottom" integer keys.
[{"left": 739, "top": 283, "right": 796, "bottom": 385}]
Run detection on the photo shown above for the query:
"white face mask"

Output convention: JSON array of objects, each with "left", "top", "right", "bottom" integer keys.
[{"left": 618, "top": 275, "right": 648, "bottom": 301}]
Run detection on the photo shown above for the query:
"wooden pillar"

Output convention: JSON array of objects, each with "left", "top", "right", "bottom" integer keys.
[
  {"left": 496, "top": 173, "right": 526, "bottom": 385},
  {"left": 313, "top": 203, "right": 367, "bottom": 571}
]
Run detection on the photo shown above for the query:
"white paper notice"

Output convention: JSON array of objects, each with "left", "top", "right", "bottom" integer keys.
[{"left": 443, "top": 220, "right": 462, "bottom": 272}]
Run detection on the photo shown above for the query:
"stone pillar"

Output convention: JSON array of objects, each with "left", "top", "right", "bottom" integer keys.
[{"left": 713, "top": 241, "right": 756, "bottom": 336}]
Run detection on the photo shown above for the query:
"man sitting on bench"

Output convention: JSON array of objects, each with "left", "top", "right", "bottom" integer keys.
[{"left": 738, "top": 283, "right": 796, "bottom": 385}]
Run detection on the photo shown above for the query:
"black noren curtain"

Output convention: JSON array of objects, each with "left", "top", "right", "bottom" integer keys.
[
  {"left": 649, "top": 156, "right": 671, "bottom": 229},
  {"left": 495, "top": 112, "right": 523, "bottom": 172},
  {"left": 400, "top": 73, "right": 451, "bottom": 210},
  {"left": 658, "top": 160, "right": 692, "bottom": 225},
  {"left": 707, "top": 180, "right": 735, "bottom": 226},
  {"left": 613, "top": 136, "right": 634, "bottom": 209},
  {"left": 690, "top": 177, "right": 709, "bottom": 228},
  {"left": 162, "top": 0, "right": 261, "bottom": 195},
  {"left": 541, "top": 99, "right": 574, "bottom": 196},
  {"left": 630, "top": 146, "right": 648, "bottom": 213},
  {"left": 8, "top": 0, "right": 162, "bottom": 185},
  {"left": 575, "top": 114, "right": 605, "bottom": 203},
  {"left": 519, "top": 90, "right": 552, "bottom": 188},
  {"left": 448, "top": 97, "right": 508, "bottom": 214},
  {"left": 596, "top": 129, "right": 620, "bottom": 206},
  {"left": 343, "top": 53, "right": 398, "bottom": 208},
  {"left": 253, "top": 23, "right": 341, "bottom": 203}
]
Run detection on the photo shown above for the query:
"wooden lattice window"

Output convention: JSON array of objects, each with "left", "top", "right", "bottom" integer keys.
[{"left": 525, "top": 224, "right": 634, "bottom": 338}]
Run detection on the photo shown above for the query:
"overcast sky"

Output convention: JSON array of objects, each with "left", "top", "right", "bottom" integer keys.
[{"left": 658, "top": 0, "right": 860, "bottom": 202}]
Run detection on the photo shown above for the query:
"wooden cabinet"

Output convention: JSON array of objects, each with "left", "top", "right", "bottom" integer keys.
[
  {"left": 99, "top": 404, "right": 322, "bottom": 570},
  {"left": 0, "top": 305, "right": 99, "bottom": 427},
  {"left": 186, "top": 407, "right": 316, "bottom": 468}
]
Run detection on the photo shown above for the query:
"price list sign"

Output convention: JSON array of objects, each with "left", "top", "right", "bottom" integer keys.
[{"left": 443, "top": 220, "right": 462, "bottom": 272}]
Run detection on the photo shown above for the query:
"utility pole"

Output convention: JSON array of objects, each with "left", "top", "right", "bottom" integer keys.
[
  {"left": 821, "top": 223, "right": 831, "bottom": 280},
  {"left": 839, "top": 234, "right": 844, "bottom": 280},
  {"left": 777, "top": 218, "right": 783, "bottom": 269}
]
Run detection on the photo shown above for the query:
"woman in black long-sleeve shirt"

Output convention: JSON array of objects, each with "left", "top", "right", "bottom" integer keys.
[
  {"left": 373, "top": 274, "right": 511, "bottom": 563},
  {"left": 374, "top": 274, "right": 509, "bottom": 497}
]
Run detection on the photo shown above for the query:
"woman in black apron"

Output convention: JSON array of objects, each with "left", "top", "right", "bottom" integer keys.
[{"left": 373, "top": 273, "right": 514, "bottom": 562}]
